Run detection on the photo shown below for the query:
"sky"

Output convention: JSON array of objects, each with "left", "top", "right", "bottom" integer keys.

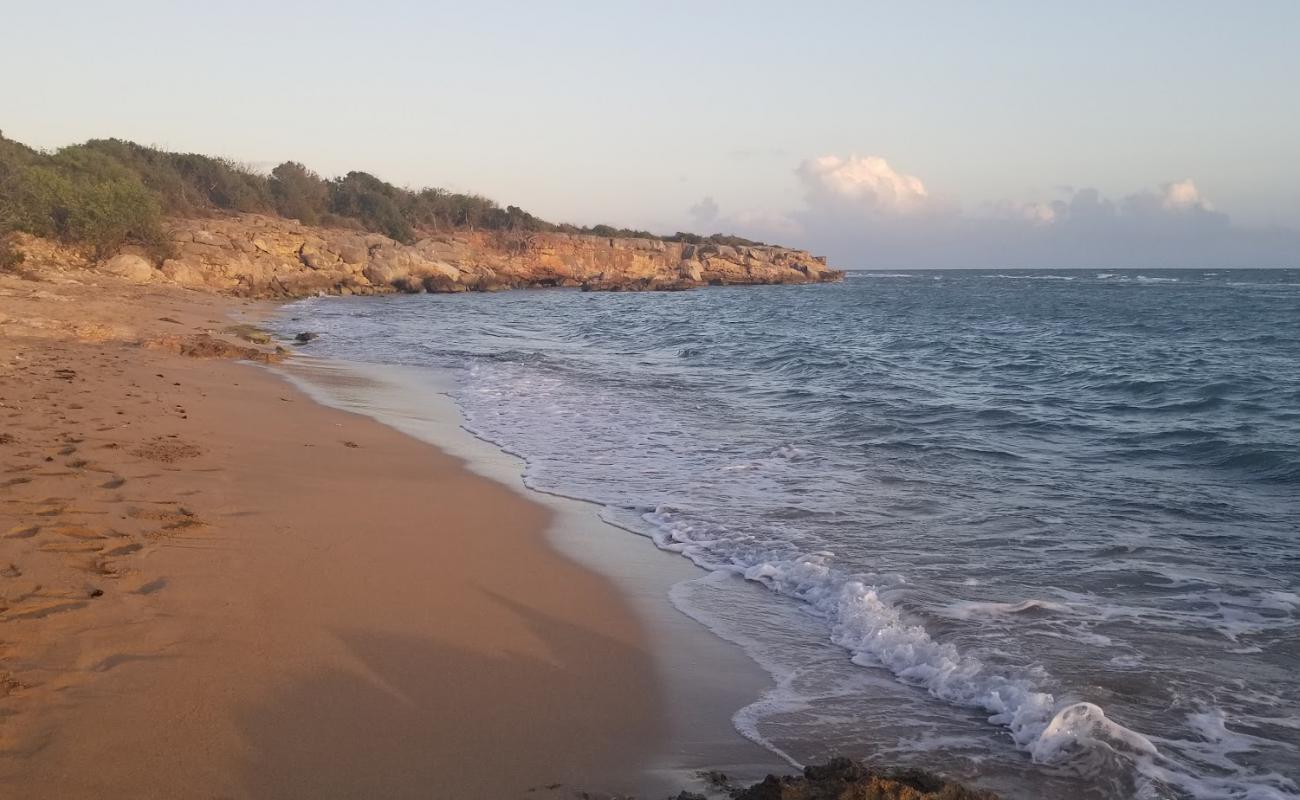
[{"left": 2, "top": 1, "right": 1298, "bottom": 268}]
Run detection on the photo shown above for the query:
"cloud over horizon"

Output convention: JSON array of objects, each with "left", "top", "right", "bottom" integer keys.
[{"left": 697, "top": 156, "right": 1298, "bottom": 269}]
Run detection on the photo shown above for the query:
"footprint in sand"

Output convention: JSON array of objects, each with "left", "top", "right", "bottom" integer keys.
[
  {"left": 127, "top": 506, "right": 205, "bottom": 537},
  {"left": 83, "top": 557, "right": 121, "bottom": 577},
  {"left": 3, "top": 600, "right": 89, "bottom": 621},
  {"left": 4, "top": 524, "right": 40, "bottom": 540},
  {"left": 103, "top": 542, "right": 142, "bottom": 558},
  {"left": 39, "top": 540, "right": 106, "bottom": 554},
  {"left": 131, "top": 438, "right": 202, "bottom": 463},
  {"left": 123, "top": 576, "right": 167, "bottom": 595},
  {"left": 49, "top": 523, "right": 109, "bottom": 540}
]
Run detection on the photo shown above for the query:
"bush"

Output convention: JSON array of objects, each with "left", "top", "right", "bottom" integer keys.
[
  {"left": 328, "top": 172, "right": 414, "bottom": 243},
  {"left": 0, "top": 131, "right": 787, "bottom": 259},
  {"left": 169, "top": 152, "right": 270, "bottom": 213},
  {"left": 270, "top": 161, "right": 329, "bottom": 224},
  {"left": 79, "top": 139, "right": 271, "bottom": 216},
  {"left": 0, "top": 139, "right": 168, "bottom": 259}
]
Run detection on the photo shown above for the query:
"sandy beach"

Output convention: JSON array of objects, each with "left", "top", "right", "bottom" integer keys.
[{"left": 0, "top": 274, "right": 665, "bottom": 798}]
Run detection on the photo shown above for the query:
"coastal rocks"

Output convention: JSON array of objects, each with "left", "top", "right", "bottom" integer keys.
[
  {"left": 362, "top": 244, "right": 461, "bottom": 289},
  {"left": 190, "top": 230, "right": 231, "bottom": 249},
  {"left": 4, "top": 233, "right": 90, "bottom": 276},
  {"left": 98, "top": 254, "right": 155, "bottom": 284},
  {"left": 298, "top": 242, "right": 341, "bottom": 271},
  {"left": 581, "top": 275, "right": 696, "bottom": 292},
  {"left": 678, "top": 259, "right": 705, "bottom": 282},
  {"left": 732, "top": 758, "right": 999, "bottom": 800},
  {"left": 161, "top": 258, "right": 219, "bottom": 290},
  {"left": 25, "top": 213, "right": 843, "bottom": 298},
  {"left": 142, "top": 333, "right": 282, "bottom": 363}
]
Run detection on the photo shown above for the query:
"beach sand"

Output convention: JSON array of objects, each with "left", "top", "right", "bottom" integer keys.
[{"left": 0, "top": 274, "right": 665, "bottom": 798}]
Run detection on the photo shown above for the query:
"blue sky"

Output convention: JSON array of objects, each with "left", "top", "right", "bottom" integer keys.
[{"left": 3, "top": 1, "right": 1297, "bottom": 267}]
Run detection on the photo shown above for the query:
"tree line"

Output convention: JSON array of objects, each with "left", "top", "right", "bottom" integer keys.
[{"left": 0, "top": 132, "right": 766, "bottom": 263}]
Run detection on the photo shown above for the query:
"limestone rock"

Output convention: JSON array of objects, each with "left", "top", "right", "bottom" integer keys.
[
  {"left": 99, "top": 254, "right": 154, "bottom": 283},
  {"left": 161, "top": 258, "right": 208, "bottom": 288},
  {"left": 734, "top": 757, "right": 998, "bottom": 800},
  {"left": 678, "top": 260, "right": 704, "bottom": 282},
  {"left": 190, "top": 230, "right": 231, "bottom": 248},
  {"left": 45, "top": 213, "right": 842, "bottom": 299},
  {"left": 299, "top": 242, "right": 341, "bottom": 271}
]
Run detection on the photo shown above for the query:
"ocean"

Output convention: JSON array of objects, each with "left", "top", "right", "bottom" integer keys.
[{"left": 270, "top": 269, "right": 1300, "bottom": 799}]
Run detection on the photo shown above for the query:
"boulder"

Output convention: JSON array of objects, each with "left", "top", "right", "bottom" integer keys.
[
  {"left": 191, "top": 230, "right": 232, "bottom": 248},
  {"left": 161, "top": 258, "right": 209, "bottom": 288},
  {"left": 299, "top": 242, "right": 341, "bottom": 271},
  {"left": 99, "top": 254, "right": 154, "bottom": 283},
  {"left": 363, "top": 246, "right": 462, "bottom": 289},
  {"left": 336, "top": 242, "right": 368, "bottom": 265},
  {"left": 677, "top": 259, "right": 704, "bottom": 282}
]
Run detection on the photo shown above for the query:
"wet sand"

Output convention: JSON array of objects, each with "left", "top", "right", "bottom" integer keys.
[
  {"left": 0, "top": 275, "right": 664, "bottom": 797},
  {"left": 274, "top": 355, "right": 786, "bottom": 793}
]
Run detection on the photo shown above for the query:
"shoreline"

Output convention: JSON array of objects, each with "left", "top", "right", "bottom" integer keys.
[
  {"left": 1, "top": 272, "right": 1006, "bottom": 800},
  {"left": 267, "top": 351, "right": 788, "bottom": 793},
  {"left": 0, "top": 276, "right": 667, "bottom": 797}
]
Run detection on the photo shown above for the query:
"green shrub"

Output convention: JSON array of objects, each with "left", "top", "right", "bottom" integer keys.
[
  {"left": 0, "top": 131, "right": 783, "bottom": 259},
  {"left": 77, "top": 139, "right": 271, "bottom": 216},
  {"left": 79, "top": 139, "right": 197, "bottom": 214},
  {"left": 0, "top": 139, "right": 168, "bottom": 259},
  {"left": 328, "top": 172, "right": 415, "bottom": 243},
  {"left": 270, "top": 161, "right": 329, "bottom": 224},
  {"left": 169, "top": 152, "right": 270, "bottom": 212}
]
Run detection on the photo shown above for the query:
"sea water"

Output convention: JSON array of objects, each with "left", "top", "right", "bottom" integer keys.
[{"left": 271, "top": 269, "right": 1300, "bottom": 799}]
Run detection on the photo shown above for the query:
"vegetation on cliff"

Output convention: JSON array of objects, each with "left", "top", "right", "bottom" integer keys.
[
  {"left": 0, "top": 132, "right": 766, "bottom": 260},
  {"left": 0, "top": 135, "right": 169, "bottom": 260}
]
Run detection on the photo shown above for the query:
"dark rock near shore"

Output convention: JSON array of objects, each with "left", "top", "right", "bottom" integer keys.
[{"left": 730, "top": 758, "right": 998, "bottom": 800}]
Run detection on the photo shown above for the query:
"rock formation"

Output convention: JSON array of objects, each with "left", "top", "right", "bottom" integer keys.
[
  {"left": 6, "top": 214, "right": 842, "bottom": 297},
  {"left": 685, "top": 758, "right": 999, "bottom": 800}
]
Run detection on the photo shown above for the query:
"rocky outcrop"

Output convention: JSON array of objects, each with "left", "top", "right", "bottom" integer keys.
[
  {"left": 695, "top": 758, "right": 999, "bottom": 800},
  {"left": 141, "top": 333, "right": 284, "bottom": 363},
  {"left": 67, "top": 214, "right": 840, "bottom": 297},
  {"left": 99, "top": 253, "right": 156, "bottom": 284}
]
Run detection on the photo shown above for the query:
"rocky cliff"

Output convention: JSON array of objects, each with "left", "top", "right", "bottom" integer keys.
[{"left": 9, "top": 214, "right": 841, "bottom": 297}]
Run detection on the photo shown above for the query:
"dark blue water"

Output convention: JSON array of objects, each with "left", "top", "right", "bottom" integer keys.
[{"left": 274, "top": 269, "right": 1300, "bottom": 799}]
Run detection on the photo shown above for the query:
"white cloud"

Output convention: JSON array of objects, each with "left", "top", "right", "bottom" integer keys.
[
  {"left": 796, "top": 155, "right": 932, "bottom": 215},
  {"left": 986, "top": 199, "right": 1058, "bottom": 225},
  {"left": 712, "top": 154, "right": 1299, "bottom": 268},
  {"left": 1161, "top": 178, "right": 1211, "bottom": 211}
]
